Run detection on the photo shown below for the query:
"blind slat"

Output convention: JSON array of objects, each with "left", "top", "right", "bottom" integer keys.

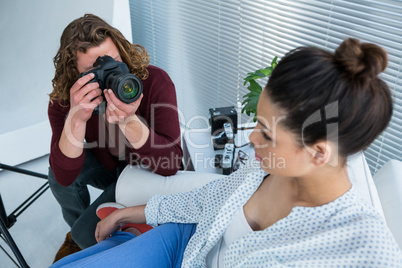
[{"left": 130, "top": 0, "right": 402, "bottom": 174}]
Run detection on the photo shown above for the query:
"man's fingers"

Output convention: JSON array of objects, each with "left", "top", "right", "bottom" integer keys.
[{"left": 71, "top": 73, "right": 95, "bottom": 94}]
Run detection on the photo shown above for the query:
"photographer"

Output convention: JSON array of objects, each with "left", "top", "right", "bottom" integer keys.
[{"left": 47, "top": 14, "right": 182, "bottom": 260}]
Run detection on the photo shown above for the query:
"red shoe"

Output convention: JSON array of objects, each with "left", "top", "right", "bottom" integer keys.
[
  {"left": 96, "top": 202, "right": 125, "bottom": 220},
  {"left": 96, "top": 202, "right": 153, "bottom": 234}
]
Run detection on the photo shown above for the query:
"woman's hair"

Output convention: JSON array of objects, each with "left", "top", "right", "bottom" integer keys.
[
  {"left": 49, "top": 14, "right": 150, "bottom": 103},
  {"left": 266, "top": 38, "right": 393, "bottom": 158}
]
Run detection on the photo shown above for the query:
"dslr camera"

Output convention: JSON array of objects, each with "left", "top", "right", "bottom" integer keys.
[{"left": 78, "top": 55, "right": 143, "bottom": 104}]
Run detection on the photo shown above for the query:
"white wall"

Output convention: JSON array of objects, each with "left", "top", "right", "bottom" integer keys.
[{"left": 0, "top": 0, "right": 131, "bottom": 166}]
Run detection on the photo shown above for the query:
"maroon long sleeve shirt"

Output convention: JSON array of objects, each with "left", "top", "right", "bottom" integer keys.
[{"left": 48, "top": 65, "right": 183, "bottom": 186}]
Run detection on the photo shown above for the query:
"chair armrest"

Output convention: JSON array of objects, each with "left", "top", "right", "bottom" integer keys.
[
  {"left": 373, "top": 159, "right": 402, "bottom": 249},
  {"left": 116, "top": 166, "right": 225, "bottom": 207},
  {"left": 347, "top": 152, "right": 384, "bottom": 217},
  {"left": 115, "top": 152, "right": 384, "bottom": 219}
]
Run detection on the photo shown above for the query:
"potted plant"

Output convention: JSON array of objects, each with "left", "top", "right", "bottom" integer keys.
[{"left": 241, "top": 56, "right": 278, "bottom": 121}]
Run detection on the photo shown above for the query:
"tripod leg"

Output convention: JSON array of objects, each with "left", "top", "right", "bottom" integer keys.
[{"left": 0, "top": 195, "right": 29, "bottom": 268}]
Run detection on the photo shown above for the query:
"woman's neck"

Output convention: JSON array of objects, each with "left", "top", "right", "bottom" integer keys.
[{"left": 289, "top": 164, "right": 351, "bottom": 207}]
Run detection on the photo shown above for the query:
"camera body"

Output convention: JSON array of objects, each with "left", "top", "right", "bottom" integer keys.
[{"left": 78, "top": 55, "right": 143, "bottom": 104}]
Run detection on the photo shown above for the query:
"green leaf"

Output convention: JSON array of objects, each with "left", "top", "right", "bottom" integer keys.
[
  {"left": 242, "top": 91, "right": 261, "bottom": 101},
  {"left": 244, "top": 70, "right": 268, "bottom": 83},
  {"left": 259, "top": 67, "right": 272, "bottom": 76},
  {"left": 247, "top": 80, "right": 262, "bottom": 93},
  {"left": 271, "top": 56, "right": 278, "bottom": 69},
  {"left": 241, "top": 56, "right": 279, "bottom": 121}
]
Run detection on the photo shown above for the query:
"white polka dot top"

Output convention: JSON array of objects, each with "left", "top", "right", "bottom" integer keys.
[{"left": 145, "top": 165, "right": 402, "bottom": 267}]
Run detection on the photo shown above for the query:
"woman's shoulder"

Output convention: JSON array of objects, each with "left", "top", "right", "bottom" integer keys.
[
  {"left": 325, "top": 201, "right": 402, "bottom": 265},
  {"left": 289, "top": 187, "right": 390, "bottom": 237},
  {"left": 338, "top": 186, "right": 384, "bottom": 219},
  {"left": 284, "top": 191, "right": 402, "bottom": 266},
  {"left": 316, "top": 188, "right": 399, "bottom": 247},
  {"left": 316, "top": 186, "right": 385, "bottom": 224}
]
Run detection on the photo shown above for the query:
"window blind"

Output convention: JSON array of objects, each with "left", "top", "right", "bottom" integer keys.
[{"left": 129, "top": 0, "right": 402, "bottom": 175}]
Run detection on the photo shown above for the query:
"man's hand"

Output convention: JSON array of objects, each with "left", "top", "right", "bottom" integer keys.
[
  {"left": 59, "top": 73, "right": 103, "bottom": 157},
  {"left": 69, "top": 73, "right": 103, "bottom": 123},
  {"left": 104, "top": 89, "right": 143, "bottom": 124}
]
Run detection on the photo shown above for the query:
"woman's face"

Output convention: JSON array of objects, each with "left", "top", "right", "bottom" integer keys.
[
  {"left": 249, "top": 91, "right": 313, "bottom": 177},
  {"left": 76, "top": 37, "right": 122, "bottom": 73}
]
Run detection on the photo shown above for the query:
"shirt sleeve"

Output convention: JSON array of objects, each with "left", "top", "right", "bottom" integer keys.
[
  {"left": 144, "top": 178, "right": 223, "bottom": 227},
  {"left": 48, "top": 101, "right": 86, "bottom": 186},
  {"left": 144, "top": 166, "right": 260, "bottom": 227},
  {"left": 127, "top": 66, "right": 183, "bottom": 176}
]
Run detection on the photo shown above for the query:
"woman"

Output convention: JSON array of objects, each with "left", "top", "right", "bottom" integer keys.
[
  {"left": 51, "top": 38, "right": 402, "bottom": 267},
  {"left": 48, "top": 13, "right": 182, "bottom": 256}
]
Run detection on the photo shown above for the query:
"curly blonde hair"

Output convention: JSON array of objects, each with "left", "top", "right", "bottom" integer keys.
[{"left": 49, "top": 14, "right": 150, "bottom": 104}]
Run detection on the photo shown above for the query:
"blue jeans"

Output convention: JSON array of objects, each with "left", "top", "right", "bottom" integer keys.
[
  {"left": 48, "top": 149, "right": 126, "bottom": 248},
  {"left": 50, "top": 223, "right": 197, "bottom": 267}
]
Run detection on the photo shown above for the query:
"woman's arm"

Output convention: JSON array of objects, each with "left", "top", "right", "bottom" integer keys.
[
  {"left": 95, "top": 204, "right": 147, "bottom": 242},
  {"left": 145, "top": 175, "right": 230, "bottom": 227},
  {"left": 95, "top": 182, "right": 211, "bottom": 243}
]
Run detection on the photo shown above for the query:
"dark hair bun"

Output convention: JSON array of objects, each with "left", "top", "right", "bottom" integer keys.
[
  {"left": 334, "top": 38, "right": 388, "bottom": 79},
  {"left": 267, "top": 38, "right": 393, "bottom": 158}
]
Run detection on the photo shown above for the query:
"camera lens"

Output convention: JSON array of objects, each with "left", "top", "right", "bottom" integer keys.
[
  {"left": 108, "top": 74, "right": 143, "bottom": 103},
  {"left": 121, "top": 81, "right": 138, "bottom": 99}
]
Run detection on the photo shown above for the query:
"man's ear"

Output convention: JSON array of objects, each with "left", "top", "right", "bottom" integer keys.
[{"left": 310, "top": 141, "right": 332, "bottom": 166}]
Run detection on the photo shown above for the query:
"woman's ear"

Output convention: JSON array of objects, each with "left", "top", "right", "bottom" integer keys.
[{"left": 310, "top": 141, "right": 333, "bottom": 166}]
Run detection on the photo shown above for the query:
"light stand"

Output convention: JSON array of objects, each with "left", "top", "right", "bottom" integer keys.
[{"left": 0, "top": 162, "right": 48, "bottom": 268}]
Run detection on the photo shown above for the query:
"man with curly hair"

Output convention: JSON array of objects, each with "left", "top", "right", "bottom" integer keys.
[{"left": 48, "top": 14, "right": 183, "bottom": 261}]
